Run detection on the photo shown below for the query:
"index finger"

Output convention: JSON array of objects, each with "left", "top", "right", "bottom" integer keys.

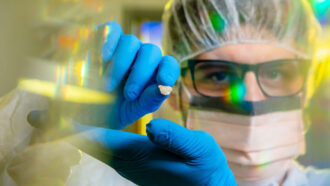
[{"left": 157, "top": 56, "right": 180, "bottom": 86}]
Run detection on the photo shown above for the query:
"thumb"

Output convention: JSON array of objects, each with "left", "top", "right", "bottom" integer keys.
[
  {"left": 146, "top": 119, "right": 219, "bottom": 160},
  {"left": 120, "top": 84, "right": 170, "bottom": 126},
  {"left": 28, "top": 110, "right": 54, "bottom": 129}
]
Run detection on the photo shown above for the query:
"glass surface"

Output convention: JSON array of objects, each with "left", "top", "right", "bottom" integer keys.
[
  {"left": 184, "top": 59, "right": 307, "bottom": 97},
  {"left": 258, "top": 60, "right": 305, "bottom": 96},
  {"left": 194, "top": 62, "right": 239, "bottom": 97}
]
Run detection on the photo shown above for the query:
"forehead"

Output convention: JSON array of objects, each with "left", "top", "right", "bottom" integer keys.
[{"left": 194, "top": 43, "right": 297, "bottom": 64}]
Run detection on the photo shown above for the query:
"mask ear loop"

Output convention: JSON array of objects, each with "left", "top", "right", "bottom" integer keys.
[{"left": 302, "top": 94, "right": 312, "bottom": 135}]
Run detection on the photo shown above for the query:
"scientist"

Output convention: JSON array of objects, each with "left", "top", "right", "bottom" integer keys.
[{"left": 29, "top": 0, "right": 330, "bottom": 185}]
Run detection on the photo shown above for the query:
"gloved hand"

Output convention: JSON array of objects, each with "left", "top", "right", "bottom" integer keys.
[
  {"left": 30, "top": 21, "right": 180, "bottom": 130},
  {"left": 28, "top": 117, "right": 237, "bottom": 186},
  {"left": 95, "top": 21, "right": 180, "bottom": 129}
]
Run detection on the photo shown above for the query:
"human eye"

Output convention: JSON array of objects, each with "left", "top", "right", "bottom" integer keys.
[
  {"left": 263, "top": 69, "right": 282, "bottom": 80},
  {"left": 262, "top": 68, "right": 292, "bottom": 82},
  {"left": 193, "top": 62, "right": 240, "bottom": 97},
  {"left": 205, "top": 71, "right": 233, "bottom": 84}
]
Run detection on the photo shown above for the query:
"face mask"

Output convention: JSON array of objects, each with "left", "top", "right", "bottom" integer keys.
[
  {"left": 186, "top": 109, "right": 305, "bottom": 181},
  {"left": 181, "top": 85, "right": 306, "bottom": 181}
]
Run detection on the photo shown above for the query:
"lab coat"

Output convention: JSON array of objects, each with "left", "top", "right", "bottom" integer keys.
[{"left": 283, "top": 162, "right": 330, "bottom": 186}]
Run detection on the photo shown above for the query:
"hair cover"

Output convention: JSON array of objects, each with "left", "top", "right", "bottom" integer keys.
[{"left": 162, "top": 0, "right": 321, "bottom": 62}]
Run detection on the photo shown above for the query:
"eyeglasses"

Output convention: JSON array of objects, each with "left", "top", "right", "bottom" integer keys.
[{"left": 181, "top": 59, "right": 309, "bottom": 98}]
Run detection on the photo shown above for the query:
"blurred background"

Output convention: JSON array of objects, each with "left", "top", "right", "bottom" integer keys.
[{"left": 0, "top": 0, "right": 329, "bottom": 169}]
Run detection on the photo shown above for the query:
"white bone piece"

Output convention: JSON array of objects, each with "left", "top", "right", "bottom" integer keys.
[{"left": 158, "top": 85, "right": 173, "bottom": 96}]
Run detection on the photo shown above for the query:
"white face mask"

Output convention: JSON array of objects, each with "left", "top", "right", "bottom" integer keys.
[
  {"left": 186, "top": 109, "right": 305, "bottom": 181},
  {"left": 181, "top": 85, "right": 305, "bottom": 181}
]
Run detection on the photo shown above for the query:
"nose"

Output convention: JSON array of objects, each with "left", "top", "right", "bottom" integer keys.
[{"left": 243, "top": 71, "right": 267, "bottom": 101}]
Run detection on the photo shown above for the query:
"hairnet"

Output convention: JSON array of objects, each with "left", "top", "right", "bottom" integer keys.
[{"left": 162, "top": 0, "right": 321, "bottom": 62}]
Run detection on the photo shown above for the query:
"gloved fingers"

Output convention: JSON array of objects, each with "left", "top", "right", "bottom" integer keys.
[
  {"left": 67, "top": 120, "right": 155, "bottom": 163},
  {"left": 118, "top": 55, "right": 179, "bottom": 127},
  {"left": 28, "top": 111, "right": 152, "bottom": 161},
  {"left": 123, "top": 44, "right": 163, "bottom": 101},
  {"left": 146, "top": 119, "right": 219, "bottom": 160},
  {"left": 104, "top": 34, "right": 142, "bottom": 91},
  {"left": 156, "top": 56, "right": 180, "bottom": 87},
  {"left": 101, "top": 21, "right": 123, "bottom": 63},
  {"left": 120, "top": 84, "right": 169, "bottom": 126}
]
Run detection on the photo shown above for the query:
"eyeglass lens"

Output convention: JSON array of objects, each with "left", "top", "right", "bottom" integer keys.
[{"left": 193, "top": 60, "right": 305, "bottom": 97}]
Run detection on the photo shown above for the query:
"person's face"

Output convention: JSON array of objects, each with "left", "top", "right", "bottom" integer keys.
[{"left": 181, "top": 43, "right": 298, "bottom": 102}]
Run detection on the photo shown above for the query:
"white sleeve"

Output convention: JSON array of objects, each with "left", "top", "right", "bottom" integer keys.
[
  {"left": 305, "top": 167, "right": 330, "bottom": 186},
  {"left": 283, "top": 161, "right": 330, "bottom": 186}
]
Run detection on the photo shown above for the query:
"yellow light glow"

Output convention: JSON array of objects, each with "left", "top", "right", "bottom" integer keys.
[
  {"left": 164, "top": 0, "right": 173, "bottom": 11},
  {"left": 18, "top": 79, "right": 114, "bottom": 104},
  {"left": 73, "top": 41, "right": 79, "bottom": 53},
  {"left": 83, "top": 28, "right": 89, "bottom": 40},
  {"left": 80, "top": 60, "right": 87, "bottom": 86},
  {"left": 305, "top": 39, "right": 330, "bottom": 105}
]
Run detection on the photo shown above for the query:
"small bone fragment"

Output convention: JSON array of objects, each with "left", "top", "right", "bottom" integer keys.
[{"left": 158, "top": 85, "right": 173, "bottom": 96}]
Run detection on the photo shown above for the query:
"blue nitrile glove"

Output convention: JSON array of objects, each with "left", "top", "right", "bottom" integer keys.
[
  {"left": 100, "top": 21, "right": 180, "bottom": 129},
  {"left": 28, "top": 117, "right": 237, "bottom": 186},
  {"left": 31, "top": 21, "right": 180, "bottom": 130}
]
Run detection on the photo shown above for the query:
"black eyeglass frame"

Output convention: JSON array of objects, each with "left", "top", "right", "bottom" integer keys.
[{"left": 180, "top": 59, "right": 309, "bottom": 98}]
